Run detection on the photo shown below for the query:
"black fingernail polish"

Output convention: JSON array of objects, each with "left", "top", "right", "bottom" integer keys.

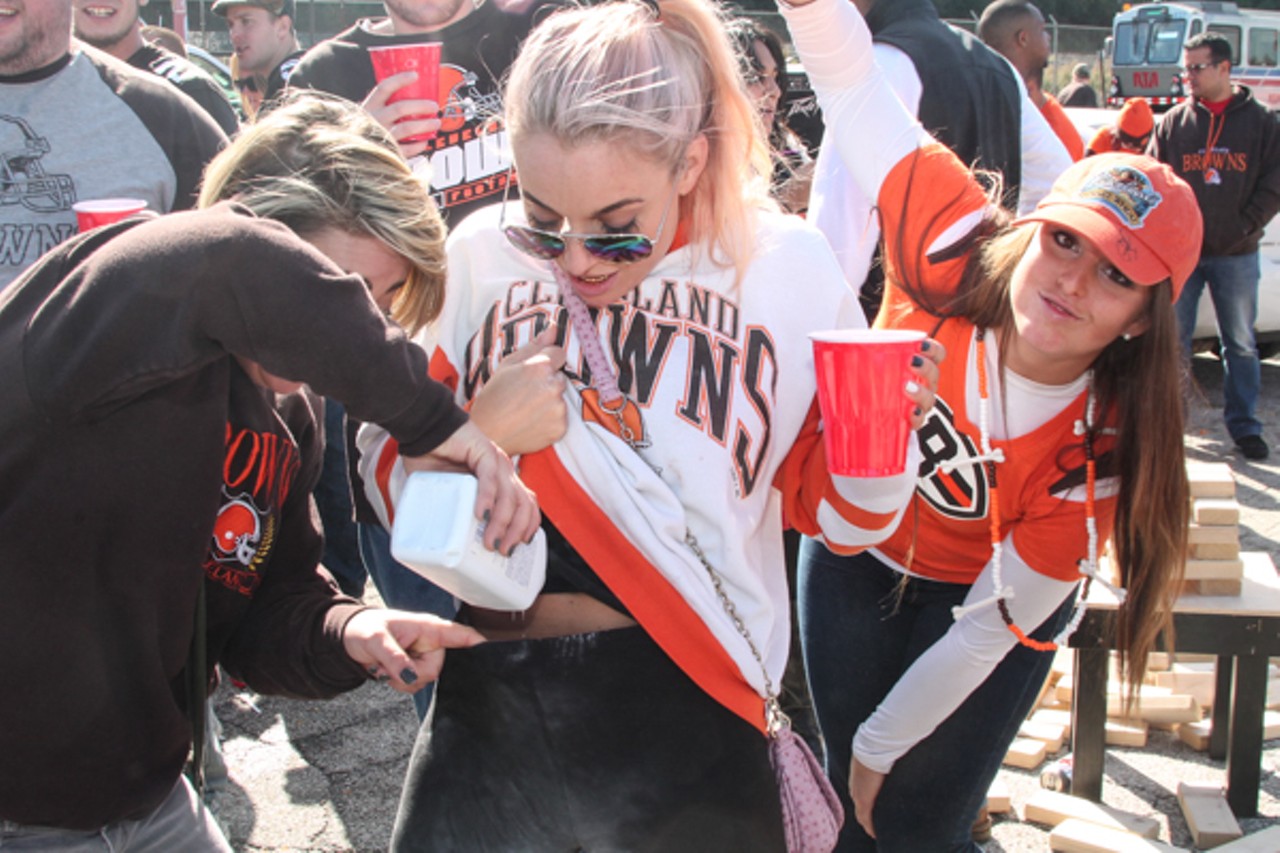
[
  {"left": 376, "top": 674, "right": 390, "bottom": 684},
  {"left": 365, "top": 665, "right": 379, "bottom": 677},
  {"left": 913, "top": 406, "right": 923, "bottom": 417},
  {"left": 911, "top": 355, "right": 924, "bottom": 368},
  {"left": 400, "top": 668, "right": 418, "bottom": 685},
  {"left": 483, "top": 510, "right": 491, "bottom": 524},
  {"left": 920, "top": 340, "right": 931, "bottom": 352}
]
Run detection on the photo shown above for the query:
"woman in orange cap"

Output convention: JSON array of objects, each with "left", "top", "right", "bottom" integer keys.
[{"left": 781, "top": 0, "right": 1198, "bottom": 848}]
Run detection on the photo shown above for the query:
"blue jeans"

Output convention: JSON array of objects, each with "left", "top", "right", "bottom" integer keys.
[
  {"left": 1175, "top": 252, "right": 1262, "bottom": 441},
  {"left": 314, "top": 399, "right": 368, "bottom": 598},
  {"left": 798, "top": 541, "right": 1072, "bottom": 852},
  {"left": 359, "top": 522, "right": 458, "bottom": 720}
]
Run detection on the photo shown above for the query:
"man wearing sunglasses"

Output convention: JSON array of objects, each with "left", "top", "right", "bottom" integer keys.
[{"left": 1150, "top": 32, "right": 1280, "bottom": 461}]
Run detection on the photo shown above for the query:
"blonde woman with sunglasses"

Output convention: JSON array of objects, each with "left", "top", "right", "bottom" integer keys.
[{"left": 358, "top": 0, "right": 941, "bottom": 849}]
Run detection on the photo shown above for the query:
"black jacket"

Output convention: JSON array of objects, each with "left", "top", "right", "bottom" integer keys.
[
  {"left": 0, "top": 205, "right": 466, "bottom": 829},
  {"left": 1150, "top": 85, "right": 1280, "bottom": 257},
  {"left": 866, "top": 0, "right": 1024, "bottom": 206}
]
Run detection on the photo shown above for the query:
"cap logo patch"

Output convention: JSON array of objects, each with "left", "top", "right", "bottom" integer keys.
[{"left": 1077, "top": 165, "right": 1161, "bottom": 229}]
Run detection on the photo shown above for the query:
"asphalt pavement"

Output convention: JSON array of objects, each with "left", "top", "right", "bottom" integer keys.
[{"left": 211, "top": 352, "right": 1280, "bottom": 852}]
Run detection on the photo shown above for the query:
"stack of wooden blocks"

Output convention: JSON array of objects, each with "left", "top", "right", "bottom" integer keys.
[
  {"left": 981, "top": 459, "right": 1280, "bottom": 850},
  {"left": 1185, "top": 461, "right": 1245, "bottom": 596}
]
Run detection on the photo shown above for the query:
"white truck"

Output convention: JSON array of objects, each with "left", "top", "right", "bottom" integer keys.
[{"left": 1109, "top": 1, "right": 1280, "bottom": 111}]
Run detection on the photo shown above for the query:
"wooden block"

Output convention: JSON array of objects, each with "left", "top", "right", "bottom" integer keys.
[
  {"left": 1177, "top": 782, "right": 1243, "bottom": 848},
  {"left": 1145, "top": 652, "right": 1171, "bottom": 672},
  {"left": 1033, "top": 708, "right": 1074, "bottom": 738},
  {"left": 1184, "top": 558, "right": 1245, "bottom": 581},
  {"left": 1020, "top": 718, "right": 1069, "bottom": 752},
  {"left": 1187, "top": 523, "right": 1240, "bottom": 545},
  {"left": 1191, "top": 540, "right": 1241, "bottom": 560},
  {"left": 1174, "top": 652, "right": 1217, "bottom": 664},
  {"left": 1186, "top": 462, "right": 1236, "bottom": 497},
  {"left": 1105, "top": 718, "right": 1149, "bottom": 747},
  {"left": 1003, "top": 737, "right": 1047, "bottom": 768},
  {"left": 1181, "top": 579, "right": 1244, "bottom": 597},
  {"left": 1193, "top": 498, "right": 1240, "bottom": 525},
  {"left": 1266, "top": 709, "right": 1280, "bottom": 740},
  {"left": 1110, "top": 692, "right": 1201, "bottom": 724},
  {"left": 1176, "top": 718, "right": 1211, "bottom": 751},
  {"left": 1050, "top": 818, "right": 1188, "bottom": 852},
  {"left": 986, "top": 776, "right": 1012, "bottom": 813},
  {"left": 1030, "top": 669, "right": 1063, "bottom": 719},
  {"left": 1024, "top": 789, "right": 1162, "bottom": 838},
  {"left": 1153, "top": 666, "right": 1216, "bottom": 709},
  {"left": 1211, "top": 825, "right": 1280, "bottom": 851}
]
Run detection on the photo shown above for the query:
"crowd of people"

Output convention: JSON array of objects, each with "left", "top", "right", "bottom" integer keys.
[{"left": 1, "top": 0, "right": 1275, "bottom": 850}]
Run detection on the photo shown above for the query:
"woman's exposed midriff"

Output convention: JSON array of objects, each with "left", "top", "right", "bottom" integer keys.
[{"left": 466, "top": 592, "right": 637, "bottom": 641}]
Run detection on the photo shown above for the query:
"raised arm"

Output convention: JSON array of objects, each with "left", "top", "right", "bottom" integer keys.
[{"left": 778, "top": 0, "right": 931, "bottom": 206}]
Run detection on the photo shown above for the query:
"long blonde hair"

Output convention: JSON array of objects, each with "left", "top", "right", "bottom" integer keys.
[
  {"left": 198, "top": 92, "right": 446, "bottom": 334},
  {"left": 502, "top": 0, "right": 773, "bottom": 281}
]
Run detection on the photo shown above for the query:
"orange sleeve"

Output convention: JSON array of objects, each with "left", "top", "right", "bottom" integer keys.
[
  {"left": 1041, "top": 96, "right": 1085, "bottom": 162},
  {"left": 875, "top": 143, "right": 991, "bottom": 330},
  {"left": 1086, "top": 126, "right": 1115, "bottom": 156},
  {"left": 773, "top": 399, "right": 904, "bottom": 552},
  {"left": 773, "top": 400, "right": 830, "bottom": 538}
]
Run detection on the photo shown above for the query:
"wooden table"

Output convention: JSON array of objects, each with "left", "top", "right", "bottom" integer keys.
[{"left": 1068, "top": 551, "right": 1280, "bottom": 816}]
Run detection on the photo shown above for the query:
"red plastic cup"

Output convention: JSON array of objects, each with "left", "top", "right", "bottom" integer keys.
[
  {"left": 810, "top": 329, "right": 926, "bottom": 477},
  {"left": 73, "top": 198, "right": 147, "bottom": 232},
  {"left": 368, "top": 43, "right": 442, "bottom": 143}
]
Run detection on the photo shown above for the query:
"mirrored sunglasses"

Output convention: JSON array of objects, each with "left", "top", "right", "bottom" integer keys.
[{"left": 498, "top": 170, "right": 677, "bottom": 265}]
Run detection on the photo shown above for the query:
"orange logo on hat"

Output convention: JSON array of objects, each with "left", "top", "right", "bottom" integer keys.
[{"left": 1078, "top": 166, "right": 1162, "bottom": 229}]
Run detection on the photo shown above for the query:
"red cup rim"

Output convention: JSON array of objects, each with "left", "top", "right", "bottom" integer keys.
[
  {"left": 809, "top": 329, "right": 926, "bottom": 344},
  {"left": 367, "top": 43, "right": 443, "bottom": 54},
  {"left": 72, "top": 198, "right": 148, "bottom": 214}
]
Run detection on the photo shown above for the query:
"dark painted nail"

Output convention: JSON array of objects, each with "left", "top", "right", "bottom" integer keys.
[
  {"left": 400, "top": 668, "right": 418, "bottom": 685},
  {"left": 365, "top": 665, "right": 380, "bottom": 677},
  {"left": 482, "top": 509, "right": 491, "bottom": 525},
  {"left": 920, "top": 340, "right": 931, "bottom": 352},
  {"left": 376, "top": 674, "right": 390, "bottom": 684},
  {"left": 910, "top": 355, "right": 924, "bottom": 368},
  {"left": 913, "top": 406, "right": 923, "bottom": 417}
]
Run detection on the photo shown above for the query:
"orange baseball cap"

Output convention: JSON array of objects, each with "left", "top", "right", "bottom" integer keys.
[{"left": 1015, "top": 153, "right": 1202, "bottom": 299}]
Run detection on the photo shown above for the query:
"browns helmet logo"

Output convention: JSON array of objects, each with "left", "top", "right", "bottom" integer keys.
[
  {"left": 210, "top": 493, "right": 273, "bottom": 570},
  {"left": 915, "top": 398, "right": 990, "bottom": 520},
  {"left": 436, "top": 64, "right": 502, "bottom": 133}
]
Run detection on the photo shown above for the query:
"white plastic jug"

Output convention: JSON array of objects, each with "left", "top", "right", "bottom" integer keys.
[{"left": 389, "top": 471, "right": 546, "bottom": 611}]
